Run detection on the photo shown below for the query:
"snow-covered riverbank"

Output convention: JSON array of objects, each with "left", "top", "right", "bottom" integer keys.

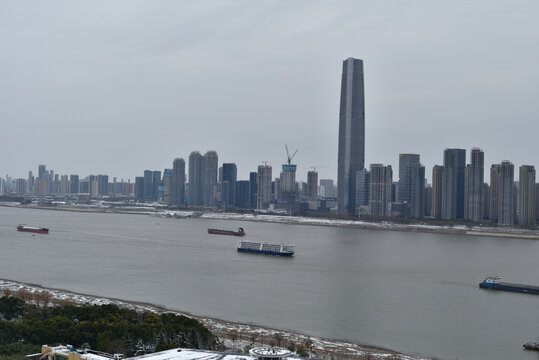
[
  {"left": 3, "top": 202, "right": 538, "bottom": 239},
  {"left": 0, "top": 279, "right": 428, "bottom": 360}
]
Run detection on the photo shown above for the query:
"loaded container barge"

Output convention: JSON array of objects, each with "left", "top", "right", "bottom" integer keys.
[
  {"left": 237, "top": 241, "right": 294, "bottom": 256},
  {"left": 479, "top": 276, "right": 539, "bottom": 295}
]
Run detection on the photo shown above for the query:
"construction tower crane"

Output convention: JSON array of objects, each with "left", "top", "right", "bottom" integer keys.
[{"left": 285, "top": 144, "right": 299, "bottom": 165}]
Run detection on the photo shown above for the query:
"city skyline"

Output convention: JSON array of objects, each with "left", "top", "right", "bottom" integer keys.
[{"left": 1, "top": 1, "right": 539, "bottom": 182}]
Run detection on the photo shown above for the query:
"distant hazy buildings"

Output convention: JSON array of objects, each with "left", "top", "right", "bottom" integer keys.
[
  {"left": 441, "top": 148, "right": 466, "bottom": 220},
  {"left": 518, "top": 165, "right": 536, "bottom": 226},
  {"left": 338, "top": 57, "right": 365, "bottom": 215},
  {"left": 464, "top": 148, "right": 484, "bottom": 222},
  {"left": 320, "top": 179, "right": 337, "bottom": 198}
]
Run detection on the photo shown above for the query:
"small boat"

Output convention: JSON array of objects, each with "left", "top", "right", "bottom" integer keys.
[
  {"left": 208, "top": 227, "right": 245, "bottom": 236},
  {"left": 17, "top": 224, "right": 49, "bottom": 234},
  {"left": 524, "top": 341, "right": 539, "bottom": 351},
  {"left": 237, "top": 241, "right": 294, "bottom": 256}
]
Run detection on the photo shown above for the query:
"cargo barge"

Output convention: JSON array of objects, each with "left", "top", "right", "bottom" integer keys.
[
  {"left": 237, "top": 241, "right": 294, "bottom": 256},
  {"left": 208, "top": 227, "right": 245, "bottom": 236},
  {"left": 17, "top": 224, "right": 49, "bottom": 234},
  {"left": 479, "top": 276, "right": 539, "bottom": 295}
]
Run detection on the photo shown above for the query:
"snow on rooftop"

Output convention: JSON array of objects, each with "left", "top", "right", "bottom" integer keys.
[{"left": 127, "top": 348, "right": 293, "bottom": 360}]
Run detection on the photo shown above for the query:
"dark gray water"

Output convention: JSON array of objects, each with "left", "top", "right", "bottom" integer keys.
[{"left": 1, "top": 207, "right": 539, "bottom": 360}]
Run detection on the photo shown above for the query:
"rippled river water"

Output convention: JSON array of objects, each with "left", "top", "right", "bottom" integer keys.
[{"left": 1, "top": 206, "right": 539, "bottom": 360}]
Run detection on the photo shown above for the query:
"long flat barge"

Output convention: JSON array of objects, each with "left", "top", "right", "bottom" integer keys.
[
  {"left": 479, "top": 276, "right": 539, "bottom": 295},
  {"left": 17, "top": 224, "right": 49, "bottom": 234},
  {"left": 208, "top": 227, "right": 245, "bottom": 236}
]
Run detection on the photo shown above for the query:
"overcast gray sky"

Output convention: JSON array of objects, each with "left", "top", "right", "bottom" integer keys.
[{"left": 1, "top": 0, "right": 538, "bottom": 183}]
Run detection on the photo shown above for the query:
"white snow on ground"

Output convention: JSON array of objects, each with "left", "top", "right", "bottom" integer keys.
[{"left": 0, "top": 279, "right": 428, "bottom": 360}]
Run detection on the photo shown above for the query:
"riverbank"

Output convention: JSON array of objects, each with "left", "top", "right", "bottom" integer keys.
[
  {"left": 4, "top": 202, "right": 539, "bottom": 240},
  {"left": 0, "top": 279, "right": 428, "bottom": 360}
]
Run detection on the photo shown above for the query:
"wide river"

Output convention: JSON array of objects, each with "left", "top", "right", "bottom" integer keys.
[{"left": 1, "top": 207, "right": 539, "bottom": 360}]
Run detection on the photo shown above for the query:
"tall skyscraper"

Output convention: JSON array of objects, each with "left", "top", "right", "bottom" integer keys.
[
  {"left": 203, "top": 151, "right": 218, "bottom": 207},
  {"left": 398, "top": 154, "right": 424, "bottom": 218},
  {"left": 498, "top": 161, "right": 514, "bottom": 226},
  {"left": 518, "top": 165, "right": 536, "bottom": 226},
  {"left": 441, "top": 148, "right": 466, "bottom": 220},
  {"left": 464, "top": 148, "right": 484, "bottom": 222},
  {"left": 338, "top": 57, "right": 365, "bottom": 215},
  {"left": 188, "top": 151, "right": 204, "bottom": 206},
  {"left": 257, "top": 164, "right": 272, "bottom": 210},
  {"left": 222, "top": 163, "right": 237, "bottom": 208},
  {"left": 369, "top": 164, "right": 392, "bottom": 217},
  {"left": 171, "top": 158, "right": 186, "bottom": 207}
]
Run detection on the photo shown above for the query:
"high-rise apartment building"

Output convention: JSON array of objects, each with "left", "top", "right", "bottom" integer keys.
[
  {"left": 70, "top": 175, "right": 79, "bottom": 194},
  {"left": 497, "top": 161, "right": 514, "bottom": 226},
  {"left": 188, "top": 151, "right": 204, "bottom": 206},
  {"left": 398, "top": 154, "right": 424, "bottom": 218},
  {"left": 355, "top": 169, "right": 370, "bottom": 216},
  {"left": 203, "top": 151, "right": 218, "bottom": 207},
  {"left": 235, "top": 180, "right": 250, "bottom": 209},
  {"left": 38, "top": 165, "right": 46, "bottom": 179},
  {"left": 518, "top": 165, "right": 536, "bottom": 226},
  {"left": 464, "top": 148, "right": 484, "bottom": 222},
  {"left": 410, "top": 163, "right": 425, "bottom": 218},
  {"left": 338, "top": 57, "right": 365, "bottom": 215},
  {"left": 134, "top": 177, "right": 144, "bottom": 201},
  {"left": 151, "top": 171, "right": 161, "bottom": 201},
  {"left": 171, "top": 158, "right": 186, "bottom": 207},
  {"left": 398, "top": 154, "right": 420, "bottom": 205},
  {"left": 431, "top": 165, "right": 444, "bottom": 218},
  {"left": 15, "top": 178, "right": 27, "bottom": 195},
  {"left": 60, "top": 175, "right": 69, "bottom": 194},
  {"left": 369, "top": 164, "right": 392, "bottom": 217},
  {"left": 162, "top": 169, "right": 173, "bottom": 205},
  {"left": 257, "top": 164, "right": 272, "bottom": 210},
  {"left": 143, "top": 170, "right": 153, "bottom": 201},
  {"left": 306, "top": 170, "right": 318, "bottom": 199},
  {"left": 489, "top": 164, "right": 500, "bottom": 222},
  {"left": 249, "top": 172, "right": 258, "bottom": 209},
  {"left": 441, "top": 148, "right": 466, "bottom": 220}
]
